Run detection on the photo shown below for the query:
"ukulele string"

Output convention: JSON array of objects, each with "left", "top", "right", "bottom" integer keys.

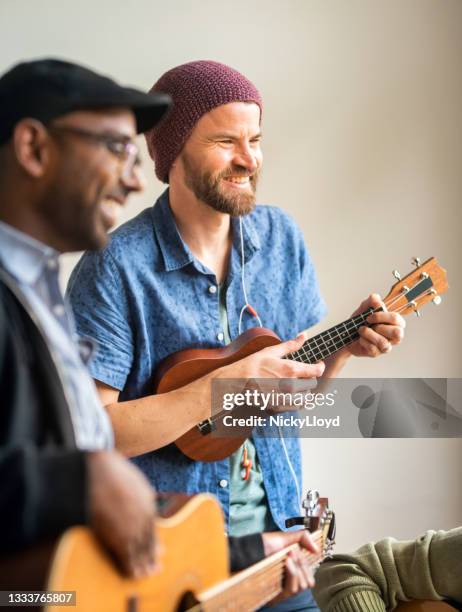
[
  {"left": 206, "top": 281, "right": 428, "bottom": 426},
  {"left": 206, "top": 309, "right": 396, "bottom": 427},
  {"left": 384, "top": 287, "right": 434, "bottom": 315}
]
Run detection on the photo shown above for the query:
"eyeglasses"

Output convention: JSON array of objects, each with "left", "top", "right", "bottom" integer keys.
[{"left": 48, "top": 125, "right": 139, "bottom": 167}]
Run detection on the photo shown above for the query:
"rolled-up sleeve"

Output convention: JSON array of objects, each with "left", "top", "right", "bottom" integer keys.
[{"left": 66, "top": 249, "right": 134, "bottom": 391}]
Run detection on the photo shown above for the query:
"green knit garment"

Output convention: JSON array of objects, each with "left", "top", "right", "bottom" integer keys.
[{"left": 313, "top": 528, "right": 462, "bottom": 611}]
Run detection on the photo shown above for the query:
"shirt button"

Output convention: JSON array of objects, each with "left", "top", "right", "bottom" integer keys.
[
  {"left": 53, "top": 304, "right": 66, "bottom": 317},
  {"left": 47, "top": 258, "right": 58, "bottom": 270},
  {"left": 208, "top": 285, "right": 217, "bottom": 294},
  {"left": 219, "top": 479, "right": 228, "bottom": 488},
  {"left": 217, "top": 332, "right": 224, "bottom": 342}
]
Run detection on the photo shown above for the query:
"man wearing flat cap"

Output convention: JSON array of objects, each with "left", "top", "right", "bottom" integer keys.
[
  {"left": 0, "top": 57, "right": 170, "bottom": 579},
  {"left": 68, "top": 60, "right": 405, "bottom": 610}
]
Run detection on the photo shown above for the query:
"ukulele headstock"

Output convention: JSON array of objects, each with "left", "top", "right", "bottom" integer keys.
[{"left": 383, "top": 257, "right": 448, "bottom": 317}]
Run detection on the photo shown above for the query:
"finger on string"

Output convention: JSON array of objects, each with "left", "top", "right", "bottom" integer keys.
[
  {"left": 366, "top": 323, "right": 404, "bottom": 343},
  {"left": 359, "top": 327, "right": 392, "bottom": 352},
  {"left": 367, "top": 311, "right": 406, "bottom": 327},
  {"left": 285, "top": 557, "right": 299, "bottom": 594}
]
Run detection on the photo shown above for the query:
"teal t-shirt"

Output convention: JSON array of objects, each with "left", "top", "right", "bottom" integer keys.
[{"left": 218, "top": 284, "right": 277, "bottom": 537}]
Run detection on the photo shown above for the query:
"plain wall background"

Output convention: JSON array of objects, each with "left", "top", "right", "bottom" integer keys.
[{"left": 1, "top": 0, "right": 461, "bottom": 551}]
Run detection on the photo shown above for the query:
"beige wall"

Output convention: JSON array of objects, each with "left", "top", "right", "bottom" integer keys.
[{"left": 1, "top": 0, "right": 461, "bottom": 550}]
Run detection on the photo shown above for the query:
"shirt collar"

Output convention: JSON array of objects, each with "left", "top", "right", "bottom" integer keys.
[
  {"left": 151, "top": 190, "right": 195, "bottom": 271},
  {"left": 0, "top": 221, "right": 59, "bottom": 286},
  {"left": 151, "top": 189, "right": 261, "bottom": 273}
]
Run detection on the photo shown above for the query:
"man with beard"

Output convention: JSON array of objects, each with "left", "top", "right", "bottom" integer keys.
[{"left": 67, "top": 61, "right": 405, "bottom": 610}]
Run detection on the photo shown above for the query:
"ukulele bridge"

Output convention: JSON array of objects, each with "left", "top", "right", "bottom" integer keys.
[{"left": 197, "top": 418, "right": 216, "bottom": 435}]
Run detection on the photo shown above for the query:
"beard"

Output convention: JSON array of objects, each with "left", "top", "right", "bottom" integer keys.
[{"left": 181, "top": 152, "right": 259, "bottom": 217}]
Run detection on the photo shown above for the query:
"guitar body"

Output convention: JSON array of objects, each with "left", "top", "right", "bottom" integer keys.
[
  {"left": 0, "top": 490, "right": 334, "bottom": 612},
  {"left": 46, "top": 494, "right": 229, "bottom": 612},
  {"left": 154, "top": 327, "right": 281, "bottom": 461}
]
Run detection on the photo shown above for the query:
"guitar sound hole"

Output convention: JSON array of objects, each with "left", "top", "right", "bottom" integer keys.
[
  {"left": 127, "top": 595, "right": 138, "bottom": 612},
  {"left": 176, "top": 591, "right": 200, "bottom": 611}
]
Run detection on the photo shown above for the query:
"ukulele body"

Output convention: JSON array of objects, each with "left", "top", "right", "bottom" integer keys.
[{"left": 154, "top": 327, "right": 281, "bottom": 462}]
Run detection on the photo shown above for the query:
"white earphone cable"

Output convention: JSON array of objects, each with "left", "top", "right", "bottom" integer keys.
[{"left": 238, "top": 217, "right": 263, "bottom": 334}]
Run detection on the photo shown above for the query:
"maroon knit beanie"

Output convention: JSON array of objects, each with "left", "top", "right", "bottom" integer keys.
[{"left": 145, "top": 60, "right": 263, "bottom": 183}]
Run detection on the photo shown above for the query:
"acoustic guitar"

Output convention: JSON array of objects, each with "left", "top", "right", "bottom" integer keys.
[
  {"left": 1, "top": 493, "right": 456, "bottom": 611},
  {"left": 3, "top": 491, "right": 334, "bottom": 612},
  {"left": 153, "top": 257, "right": 448, "bottom": 461}
]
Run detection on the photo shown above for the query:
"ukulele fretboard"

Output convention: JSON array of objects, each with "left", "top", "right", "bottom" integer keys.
[{"left": 287, "top": 307, "right": 375, "bottom": 364}]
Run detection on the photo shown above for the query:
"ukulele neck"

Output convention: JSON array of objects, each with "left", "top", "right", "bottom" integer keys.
[{"left": 287, "top": 307, "right": 375, "bottom": 364}]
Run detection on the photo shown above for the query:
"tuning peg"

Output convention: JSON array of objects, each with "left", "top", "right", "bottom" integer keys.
[
  {"left": 412, "top": 257, "right": 421, "bottom": 268},
  {"left": 393, "top": 270, "right": 402, "bottom": 280},
  {"left": 414, "top": 309, "right": 421, "bottom": 317},
  {"left": 433, "top": 295, "right": 442, "bottom": 306},
  {"left": 303, "top": 489, "right": 320, "bottom": 512}
]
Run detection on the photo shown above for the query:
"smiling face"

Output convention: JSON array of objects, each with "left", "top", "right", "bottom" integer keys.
[
  {"left": 40, "top": 108, "right": 144, "bottom": 251},
  {"left": 178, "top": 102, "right": 262, "bottom": 217}
]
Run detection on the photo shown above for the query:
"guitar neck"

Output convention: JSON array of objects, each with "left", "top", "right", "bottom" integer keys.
[
  {"left": 196, "top": 531, "right": 324, "bottom": 611},
  {"left": 287, "top": 307, "right": 375, "bottom": 364}
]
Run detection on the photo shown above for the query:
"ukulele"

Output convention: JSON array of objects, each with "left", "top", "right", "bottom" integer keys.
[
  {"left": 154, "top": 257, "right": 448, "bottom": 462},
  {"left": 2, "top": 491, "right": 335, "bottom": 612}
]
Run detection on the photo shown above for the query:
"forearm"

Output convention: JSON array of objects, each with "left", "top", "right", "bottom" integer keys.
[
  {"left": 313, "top": 529, "right": 462, "bottom": 612},
  {"left": 106, "top": 376, "right": 213, "bottom": 457}
]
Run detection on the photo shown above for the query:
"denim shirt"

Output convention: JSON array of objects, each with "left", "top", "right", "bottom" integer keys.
[{"left": 67, "top": 189, "right": 326, "bottom": 530}]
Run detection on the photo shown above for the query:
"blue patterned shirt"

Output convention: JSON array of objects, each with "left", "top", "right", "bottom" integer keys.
[{"left": 66, "top": 189, "right": 326, "bottom": 530}]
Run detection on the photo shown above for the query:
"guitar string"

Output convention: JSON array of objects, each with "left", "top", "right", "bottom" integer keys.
[
  {"left": 185, "top": 555, "right": 325, "bottom": 612},
  {"left": 197, "top": 550, "right": 325, "bottom": 611},
  {"left": 184, "top": 540, "right": 325, "bottom": 612}
]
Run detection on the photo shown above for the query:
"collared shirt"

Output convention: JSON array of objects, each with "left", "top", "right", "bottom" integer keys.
[
  {"left": 67, "top": 189, "right": 326, "bottom": 530},
  {"left": 0, "top": 221, "right": 113, "bottom": 451}
]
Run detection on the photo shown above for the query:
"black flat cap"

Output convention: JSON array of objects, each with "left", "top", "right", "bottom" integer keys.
[{"left": 0, "top": 58, "right": 171, "bottom": 145}]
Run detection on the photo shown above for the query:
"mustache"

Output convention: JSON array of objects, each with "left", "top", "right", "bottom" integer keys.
[{"left": 218, "top": 166, "right": 259, "bottom": 180}]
